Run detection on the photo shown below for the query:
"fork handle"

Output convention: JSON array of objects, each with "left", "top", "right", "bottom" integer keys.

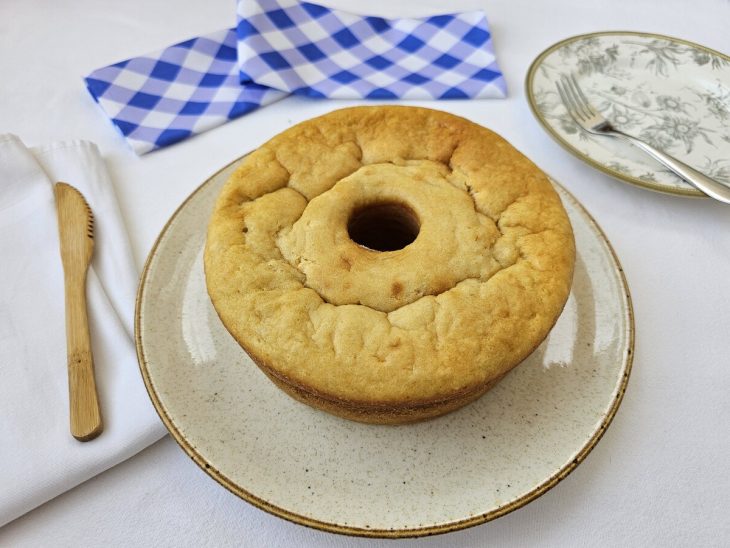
[
  {"left": 64, "top": 272, "right": 103, "bottom": 441},
  {"left": 607, "top": 129, "right": 730, "bottom": 204}
]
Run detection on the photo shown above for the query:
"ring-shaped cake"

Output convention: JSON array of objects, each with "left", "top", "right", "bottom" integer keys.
[{"left": 204, "top": 106, "right": 575, "bottom": 424}]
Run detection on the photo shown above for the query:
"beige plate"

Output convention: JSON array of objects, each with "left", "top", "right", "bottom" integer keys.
[
  {"left": 135, "top": 156, "right": 634, "bottom": 538},
  {"left": 526, "top": 31, "right": 730, "bottom": 197}
]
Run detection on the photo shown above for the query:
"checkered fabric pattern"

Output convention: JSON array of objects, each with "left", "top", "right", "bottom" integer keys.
[
  {"left": 85, "top": 0, "right": 506, "bottom": 155},
  {"left": 237, "top": 0, "right": 506, "bottom": 100},
  {"left": 85, "top": 30, "right": 287, "bottom": 154}
]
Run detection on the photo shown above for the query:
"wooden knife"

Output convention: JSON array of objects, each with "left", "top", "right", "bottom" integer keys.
[{"left": 54, "top": 182, "right": 103, "bottom": 441}]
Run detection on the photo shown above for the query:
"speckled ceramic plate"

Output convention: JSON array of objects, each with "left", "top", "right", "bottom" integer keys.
[
  {"left": 526, "top": 31, "right": 730, "bottom": 196},
  {"left": 135, "top": 156, "right": 634, "bottom": 538}
]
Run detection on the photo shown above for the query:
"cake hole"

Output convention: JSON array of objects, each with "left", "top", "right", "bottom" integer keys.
[{"left": 347, "top": 202, "right": 420, "bottom": 252}]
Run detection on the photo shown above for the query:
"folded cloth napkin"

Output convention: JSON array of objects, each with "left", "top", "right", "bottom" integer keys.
[
  {"left": 84, "top": 0, "right": 506, "bottom": 154},
  {"left": 0, "top": 135, "right": 166, "bottom": 527}
]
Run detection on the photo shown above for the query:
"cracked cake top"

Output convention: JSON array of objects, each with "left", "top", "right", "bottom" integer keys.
[{"left": 204, "top": 106, "right": 575, "bottom": 406}]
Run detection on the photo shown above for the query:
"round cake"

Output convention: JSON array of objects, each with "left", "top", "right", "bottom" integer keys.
[{"left": 204, "top": 106, "right": 575, "bottom": 424}]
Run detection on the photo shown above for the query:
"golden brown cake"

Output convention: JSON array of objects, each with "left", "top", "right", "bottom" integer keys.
[{"left": 204, "top": 106, "right": 575, "bottom": 424}]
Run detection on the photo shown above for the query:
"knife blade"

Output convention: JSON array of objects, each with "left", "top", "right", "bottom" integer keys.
[{"left": 54, "top": 182, "right": 103, "bottom": 441}]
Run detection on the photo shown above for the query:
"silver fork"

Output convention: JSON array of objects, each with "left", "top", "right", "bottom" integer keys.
[{"left": 556, "top": 74, "right": 730, "bottom": 205}]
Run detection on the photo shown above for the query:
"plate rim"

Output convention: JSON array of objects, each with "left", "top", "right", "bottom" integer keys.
[
  {"left": 134, "top": 154, "right": 635, "bottom": 539},
  {"left": 525, "top": 30, "right": 730, "bottom": 198}
]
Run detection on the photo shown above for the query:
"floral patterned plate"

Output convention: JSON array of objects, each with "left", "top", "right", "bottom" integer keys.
[{"left": 526, "top": 31, "right": 730, "bottom": 196}]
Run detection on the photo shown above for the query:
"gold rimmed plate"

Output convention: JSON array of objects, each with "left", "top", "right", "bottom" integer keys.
[
  {"left": 526, "top": 31, "right": 730, "bottom": 196},
  {"left": 135, "top": 155, "right": 634, "bottom": 538}
]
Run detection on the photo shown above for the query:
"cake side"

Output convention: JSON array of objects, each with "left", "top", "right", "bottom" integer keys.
[{"left": 204, "top": 106, "right": 575, "bottom": 411}]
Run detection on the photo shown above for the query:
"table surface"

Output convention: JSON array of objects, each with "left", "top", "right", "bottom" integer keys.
[{"left": 2, "top": 0, "right": 729, "bottom": 546}]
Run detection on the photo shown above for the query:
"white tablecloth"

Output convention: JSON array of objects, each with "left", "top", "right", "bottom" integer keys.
[{"left": 2, "top": 0, "right": 729, "bottom": 545}]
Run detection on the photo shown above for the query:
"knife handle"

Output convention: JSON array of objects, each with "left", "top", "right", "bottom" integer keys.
[{"left": 64, "top": 272, "right": 103, "bottom": 441}]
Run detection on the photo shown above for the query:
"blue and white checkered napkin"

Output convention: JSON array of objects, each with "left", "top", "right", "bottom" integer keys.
[{"left": 85, "top": 0, "right": 506, "bottom": 154}]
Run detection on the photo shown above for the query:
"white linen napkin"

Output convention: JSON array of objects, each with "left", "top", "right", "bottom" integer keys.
[{"left": 0, "top": 135, "right": 166, "bottom": 526}]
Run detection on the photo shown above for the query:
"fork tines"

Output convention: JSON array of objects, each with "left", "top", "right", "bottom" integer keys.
[{"left": 556, "top": 74, "right": 598, "bottom": 124}]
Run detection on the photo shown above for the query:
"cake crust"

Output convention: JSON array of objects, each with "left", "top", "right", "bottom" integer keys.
[{"left": 204, "top": 106, "right": 575, "bottom": 422}]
